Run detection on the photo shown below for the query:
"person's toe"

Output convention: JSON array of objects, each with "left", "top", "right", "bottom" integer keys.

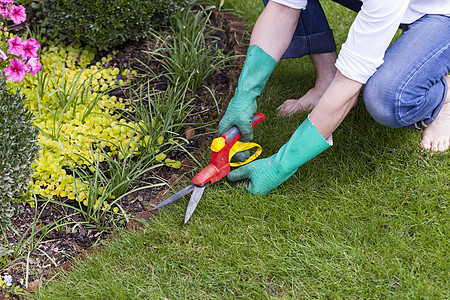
[
  {"left": 420, "top": 136, "right": 431, "bottom": 150},
  {"left": 276, "top": 99, "right": 297, "bottom": 117},
  {"left": 438, "top": 139, "right": 449, "bottom": 152}
]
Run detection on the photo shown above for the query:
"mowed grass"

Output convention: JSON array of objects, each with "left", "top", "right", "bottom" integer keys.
[{"left": 33, "top": 1, "right": 449, "bottom": 299}]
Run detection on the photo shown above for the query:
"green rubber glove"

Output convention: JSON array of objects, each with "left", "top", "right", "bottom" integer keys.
[
  {"left": 218, "top": 44, "right": 277, "bottom": 142},
  {"left": 227, "top": 116, "right": 332, "bottom": 195},
  {"left": 231, "top": 150, "right": 250, "bottom": 163}
]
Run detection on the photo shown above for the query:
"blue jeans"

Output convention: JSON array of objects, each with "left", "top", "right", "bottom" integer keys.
[
  {"left": 263, "top": 0, "right": 450, "bottom": 129},
  {"left": 262, "top": 0, "right": 337, "bottom": 58},
  {"left": 262, "top": 0, "right": 361, "bottom": 59},
  {"left": 364, "top": 14, "right": 450, "bottom": 129}
]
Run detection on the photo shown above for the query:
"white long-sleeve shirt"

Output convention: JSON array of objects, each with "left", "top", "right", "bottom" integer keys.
[{"left": 270, "top": 0, "right": 450, "bottom": 83}]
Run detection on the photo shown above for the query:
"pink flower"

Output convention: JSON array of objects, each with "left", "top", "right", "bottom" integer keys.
[
  {"left": 26, "top": 38, "right": 40, "bottom": 48},
  {"left": 8, "top": 5, "right": 25, "bottom": 25},
  {"left": 25, "top": 57, "right": 42, "bottom": 75},
  {"left": 21, "top": 38, "right": 39, "bottom": 59},
  {"left": 0, "top": 49, "right": 7, "bottom": 60},
  {"left": 0, "top": 1, "right": 14, "bottom": 4},
  {"left": 5, "top": 58, "right": 27, "bottom": 82},
  {"left": 8, "top": 36, "right": 23, "bottom": 57},
  {"left": 0, "top": 5, "right": 9, "bottom": 19}
]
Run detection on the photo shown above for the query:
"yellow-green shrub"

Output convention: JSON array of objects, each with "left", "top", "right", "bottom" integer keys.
[{"left": 11, "top": 42, "right": 181, "bottom": 205}]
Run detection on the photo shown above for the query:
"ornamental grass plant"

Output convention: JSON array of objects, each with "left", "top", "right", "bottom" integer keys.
[
  {"left": 63, "top": 139, "right": 166, "bottom": 229},
  {"left": 143, "top": 4, "right": 233, "bottom": 92},
  {"left": 0, "top": 195, "right": 80, "bottom": 290},
  {"left": 34, "top": 62, "right": 109, "bottom": 142},
  {"left": 126, "top": 79, "right": 194, "bottom": 152}
]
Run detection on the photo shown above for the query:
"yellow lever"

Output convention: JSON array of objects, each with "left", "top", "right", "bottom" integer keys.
[
  {"left": 211, "top": 137, "right": 226, "bottom": 152},
  {"left": 229, "top": 141, "right": 262, "bottom": 167}
]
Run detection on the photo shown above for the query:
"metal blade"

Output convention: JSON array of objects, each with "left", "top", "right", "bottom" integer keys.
[
  {"left": 152, "top": 184, "right": 195, "bottom": 210},
  {"left": 184, "top": 185, "right": 206, "bottom": 223}
]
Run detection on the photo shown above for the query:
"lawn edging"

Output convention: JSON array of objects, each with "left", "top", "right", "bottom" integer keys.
[{"left": 27, "top": 8, "right": 253, "bottom": 294}]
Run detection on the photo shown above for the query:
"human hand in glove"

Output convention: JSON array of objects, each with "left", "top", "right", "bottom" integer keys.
[
  {"left": 218, "top": 45, "right": 277, "bottom": 142},
  {"left": 227, "top": 116, "right": 332, "bottom": 195}
]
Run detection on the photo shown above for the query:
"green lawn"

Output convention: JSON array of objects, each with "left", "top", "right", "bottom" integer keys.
[{"left": 32, "top": 1, "right": 449, "bottom": 299}]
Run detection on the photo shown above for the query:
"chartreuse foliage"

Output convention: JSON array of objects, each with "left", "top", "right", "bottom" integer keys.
[
  {"left": 8, "top": 41, "right": 183, "bottom": 213},
  {"left": 10, "top": 42, "right": 132, "bottom": 203},
  {"left": 0, "top": 79, "right": 40, "bottom": 227}
]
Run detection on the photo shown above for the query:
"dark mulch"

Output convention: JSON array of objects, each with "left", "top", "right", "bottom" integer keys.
[{"left": 1, "top": 6, "right": 250, "bottom": 293}]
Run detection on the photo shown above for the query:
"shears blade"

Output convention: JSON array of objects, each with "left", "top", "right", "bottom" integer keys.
[
  {"left": 153, "top": 184, "right": 195, "bottom": 210},
  {"left": 184, "top": 185, "right": 206, "bottom": 224}
]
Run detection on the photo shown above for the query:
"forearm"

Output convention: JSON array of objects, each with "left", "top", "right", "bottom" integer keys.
[
  {"left": 250, "top": 2, "right": 301, "bottom": 62},
  {"left": 309, "top": 70, "right": 362, "bottom": 138},
  {"left": 219, "top": 2, "right": 300, "bottom": 139}
]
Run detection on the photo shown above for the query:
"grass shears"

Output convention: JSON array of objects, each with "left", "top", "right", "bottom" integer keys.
[{"left": 153, "top": 113, "right": 265, "bottom": 223}]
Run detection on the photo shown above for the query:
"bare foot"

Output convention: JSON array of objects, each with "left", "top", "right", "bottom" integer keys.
[
  {"left": 277, "top": 52, "right": 337, "bottom": 117},
  {"left": 420, "top": 75, "right": 450, "bottom": 152},
  {"left": 276, "top": 87, "right": 324, "bottom": 116}
]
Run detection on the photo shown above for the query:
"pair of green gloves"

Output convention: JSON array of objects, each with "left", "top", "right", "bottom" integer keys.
[{"left": 218, "top": 45, "right": 332, "bottom": 195}]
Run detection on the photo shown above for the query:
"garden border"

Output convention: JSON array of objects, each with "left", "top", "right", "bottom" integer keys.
[{"left": 30, "top": 9, "right": 252, "bottom": 290}]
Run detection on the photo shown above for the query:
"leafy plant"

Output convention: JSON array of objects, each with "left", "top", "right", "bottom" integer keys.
[
  {"left": 35, "top": 62, "right": 107, "bottom": 142},
  {"left": 15, "top": 42, "right": 138, "bottom": 202},
  {"left": 0, "top": 79, "right": 40, "bottom": 227},
  {"left": 64, "top": 138, "right": 167, "bottom": 228},
  {"left": 143, "top": 5, "right": 233, "bottom": 92},
  {"left": 127, "top": 78, "right": 194, "bottom": 144},
  {"left": 40, "top": 0, "right": 185, "bottom": 50},
  {"left": 0, "top": 194, "right": 81, "bottom": 288}
]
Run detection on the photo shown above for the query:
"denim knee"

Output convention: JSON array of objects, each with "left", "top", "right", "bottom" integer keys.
[
  {"left": 364, "top": 15, "right": 450, "bottom": 129},
  {"left": 364, "top": 73, "right": 448, "bottom": 129},
  {"left": 363, "top": 74, "right": 401, "bottom": 128}
]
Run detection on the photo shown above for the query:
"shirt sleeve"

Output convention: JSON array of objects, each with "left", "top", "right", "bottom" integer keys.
[
  {"left": 335, "top": 0, "right": 410, "bottom": 84},
  {"left": 269, "top": 0, "right": 308, "bottom": 10}
]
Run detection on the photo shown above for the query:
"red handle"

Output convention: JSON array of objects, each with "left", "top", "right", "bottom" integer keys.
[{"left": 192, "top": 113, "right": 265, "bottom": 185}]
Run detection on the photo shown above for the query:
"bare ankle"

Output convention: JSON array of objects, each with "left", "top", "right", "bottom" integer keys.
[
  {"left": 309, "top": 52, "right": 337, "bottom": 91},
  {"left": 420, "top": 75, "right": 450, "bottom": 152}
]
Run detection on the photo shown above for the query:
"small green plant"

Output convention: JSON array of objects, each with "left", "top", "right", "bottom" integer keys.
[
  {"left": 0, "top": 193, "right": 81, "bottom": 288},
  {"left": 41, "top": 0, "right": 185, "bottom": 50},
  {"left": 34, "top": 62, "right": 108, "bottom": 142},
  {"left": 44, "top": 63, "right": 101, "bottom": 118},
  {"left": 143, "top": 5, "right": 233, "bottom": 92},
  {"left": 16, "top": 42, "right": 138, "bottom": 202},
  {"left": 65, "top": 139, "right": 167, "bottom": 228},
  {"left": 127, "top": 79, "right": 194, "bottom": 144},
  {"left": 0, "top": 79, "right": 40, "bottom": 227}
]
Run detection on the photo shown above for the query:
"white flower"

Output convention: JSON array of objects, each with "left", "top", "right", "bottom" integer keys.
[
  {"left": 0, "top": 49, "right": 7, "bottom": 60},
  {"left": 3, "top": 275, "right": 12, "bottom": 287}
]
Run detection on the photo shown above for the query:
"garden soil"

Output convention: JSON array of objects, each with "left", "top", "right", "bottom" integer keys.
[{"left": 1, "top": 8, "right": 251, "bottom": 293}]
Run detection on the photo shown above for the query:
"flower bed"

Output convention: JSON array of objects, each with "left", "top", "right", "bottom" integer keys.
[{"left": 0, "top": 2, "right": 242, "bottom": 293}]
